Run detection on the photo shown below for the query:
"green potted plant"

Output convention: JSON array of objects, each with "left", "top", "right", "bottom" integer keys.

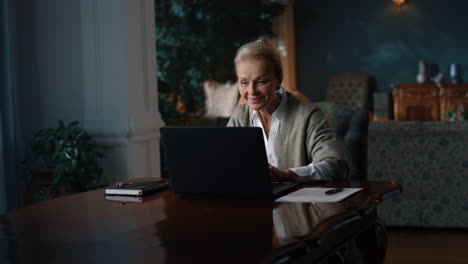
[
  {"left": 24, "top": 121, "right": 104, "bottom": 196},
  {"left": 155, "top": 0, "right": 285, "bottom": 121},
  {"left": 446, "top": 104, "right": 468, "bottom": 121}
]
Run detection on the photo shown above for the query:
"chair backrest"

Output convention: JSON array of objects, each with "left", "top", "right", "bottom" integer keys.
[
  {"left": 327, "top": 72, "right": 370, "bottom": 110},
  {"left": 316, "top": 101, "right": 369, "bottom": 181}
]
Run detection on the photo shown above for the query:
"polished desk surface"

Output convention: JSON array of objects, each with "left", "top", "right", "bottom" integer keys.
[{"left": 1, "top": 181, "right": 401, "bottom": 264}]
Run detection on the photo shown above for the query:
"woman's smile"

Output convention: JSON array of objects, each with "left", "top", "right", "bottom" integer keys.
[{"left": 248, "top": 96, "right": 263, "bottom": 104}]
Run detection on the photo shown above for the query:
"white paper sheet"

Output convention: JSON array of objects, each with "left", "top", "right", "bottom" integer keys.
[{"left": 276, "top": 187, "right": 363, "bottom": 203}]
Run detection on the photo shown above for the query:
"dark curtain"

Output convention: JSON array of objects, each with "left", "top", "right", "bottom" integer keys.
[{"left": 1, "top": 0, "right": 22, "bottom": 213}]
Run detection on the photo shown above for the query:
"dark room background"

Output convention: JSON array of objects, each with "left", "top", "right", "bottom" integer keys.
[{"left": 295, "top": 0, "right": 468, "bottom": 102}]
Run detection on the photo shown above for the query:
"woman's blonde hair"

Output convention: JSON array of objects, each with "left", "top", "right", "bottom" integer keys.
[{"left": 234, "top": 38, "right": 283, "bottom": 84}]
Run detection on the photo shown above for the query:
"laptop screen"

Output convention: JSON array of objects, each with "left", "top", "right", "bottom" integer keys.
[{"left": 160, "top": 127, "right": 274, "bottom": 197}]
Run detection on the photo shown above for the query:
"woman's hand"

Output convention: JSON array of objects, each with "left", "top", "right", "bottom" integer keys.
[{"left": 269, "top": 165, "right": 299, "bottom": 182}]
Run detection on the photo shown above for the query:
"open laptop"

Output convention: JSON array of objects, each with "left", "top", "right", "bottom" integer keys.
[{"left": 160, "top": 127, "right": 297, "bottom": 198}]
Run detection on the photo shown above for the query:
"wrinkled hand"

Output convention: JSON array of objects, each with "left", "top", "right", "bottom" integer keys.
[{"left": 269, "top": 165, "right": 299, "bottom": 182}]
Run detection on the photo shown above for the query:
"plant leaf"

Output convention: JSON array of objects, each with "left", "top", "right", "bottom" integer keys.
[{"left": 64, "top": 151, "right": 72, "bottom": 160}]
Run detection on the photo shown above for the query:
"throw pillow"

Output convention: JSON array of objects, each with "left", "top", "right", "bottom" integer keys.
[{"left": 203, "top": 80, "right": 239, "bottom": 118}]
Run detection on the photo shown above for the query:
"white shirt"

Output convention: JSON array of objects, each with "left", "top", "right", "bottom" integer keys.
[{"left": 251, "top": 89, "right": 335, "bottom": 181}]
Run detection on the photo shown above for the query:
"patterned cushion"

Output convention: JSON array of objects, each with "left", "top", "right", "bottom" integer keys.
[
  {"left": 203, "top": 80, "right": 239, "bottom": 118},
  {"left": 327, "top": 73, "right": 370, "bottom": 110}
]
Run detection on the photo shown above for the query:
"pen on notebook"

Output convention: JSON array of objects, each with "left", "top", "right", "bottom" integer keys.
[{"left": 325, "top": 188, "right": 344, "bottom": 195}]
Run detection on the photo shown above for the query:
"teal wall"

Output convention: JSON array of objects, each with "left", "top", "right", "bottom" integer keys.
[{"left": 295, "top": 0, "right": 468, "bottom": 102}]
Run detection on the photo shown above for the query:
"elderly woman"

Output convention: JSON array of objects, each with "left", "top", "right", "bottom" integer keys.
[{"left": 227, "top": 39, "right": 348, "bottom": 182}]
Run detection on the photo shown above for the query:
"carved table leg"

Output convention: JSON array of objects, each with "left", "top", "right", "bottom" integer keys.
[{"left": 355, "top": 215, "right": 388, "bottom": 264}]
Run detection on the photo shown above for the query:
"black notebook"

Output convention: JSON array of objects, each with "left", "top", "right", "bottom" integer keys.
[{"left": 105, "top": 180, "right": 168, "bottom": 196}]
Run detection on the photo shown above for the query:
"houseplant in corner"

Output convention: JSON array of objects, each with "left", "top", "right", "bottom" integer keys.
[
  {"left": 447, "top": 104, "right": 468, "bottom": 121},
  {"left": 24, "top": 121, "right": 104, "bottom": 197}
]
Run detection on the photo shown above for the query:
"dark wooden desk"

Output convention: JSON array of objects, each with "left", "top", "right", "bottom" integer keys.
[{"left": 0, "top": 181, "right": 401, "bottom": 264}]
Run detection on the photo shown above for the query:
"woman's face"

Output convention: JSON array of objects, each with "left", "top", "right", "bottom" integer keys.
[{"left": 236, "top": 58, "right": 280, "bottom": 112}]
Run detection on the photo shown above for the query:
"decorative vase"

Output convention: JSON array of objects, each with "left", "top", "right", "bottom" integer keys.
[
  {"left": 416, "top": 73, "right": 426, "bottom": 84},
  {"left": 450, "top": 63, "right": 459, "bottom": 83},
  {"left": 416, "top": 60, "right": 426, "bottom": 84}
]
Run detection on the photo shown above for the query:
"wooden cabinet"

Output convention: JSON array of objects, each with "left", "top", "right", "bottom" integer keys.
[
  {"left": 392, "top": 83, "right": 440, "bottom": 121},
  {"left": 392, "top": 83, "right": 468, "bottom": 121}
]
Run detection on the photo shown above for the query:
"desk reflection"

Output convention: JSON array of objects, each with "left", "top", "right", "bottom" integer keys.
[
  {"left": 1, "top": 180, "right": 401, "bottom": 264},
  {"left": 155, "top": 196, "right": 273, "bottom": 264},
  {"left": 273, "top": 202, "right": 346, "bottom": 245}
]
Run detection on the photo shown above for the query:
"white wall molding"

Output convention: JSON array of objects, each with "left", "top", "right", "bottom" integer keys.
[
  {"left": 81, "top": 0, "right": 164, "bottom": 183},
  {"left": 138, "top": 0, "right": 150, "bottom": 112}
]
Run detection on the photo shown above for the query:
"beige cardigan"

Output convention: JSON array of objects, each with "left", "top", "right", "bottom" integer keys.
[{"left": 227, "top": 93, "right": 348, "bottom": 181}]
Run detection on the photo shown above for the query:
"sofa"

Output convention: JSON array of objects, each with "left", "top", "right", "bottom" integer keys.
[{"left": 367, "top": 121, "right": 468, "bottom": 228}]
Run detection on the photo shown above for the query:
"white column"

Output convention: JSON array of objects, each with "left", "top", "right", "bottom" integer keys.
[{"left": 80, "top": 0, "right": 165, "bottom": 183}]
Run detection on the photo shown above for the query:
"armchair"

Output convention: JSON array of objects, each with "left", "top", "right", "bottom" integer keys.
[
  {"left": 317, "top": 101, "right": 386, "bottom": 263},
  {"left": 327, "top": 72, "right": 370, "bottom": 110},
  {"left": 316, "top": 101, "right": 369, "bottom": 181}
]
